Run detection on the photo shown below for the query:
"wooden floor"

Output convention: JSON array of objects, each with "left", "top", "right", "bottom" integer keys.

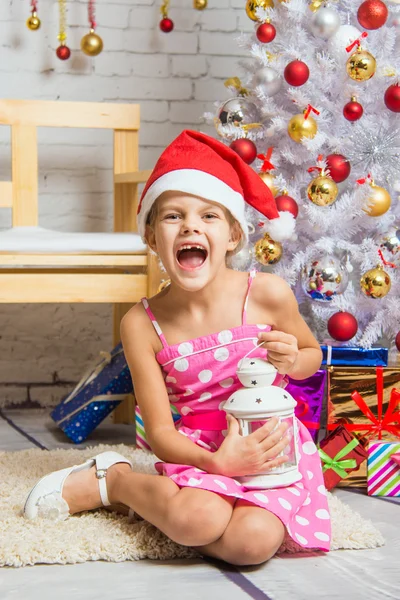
[{"left": 0, "top": 408, "right": 398, "bottom": 600}]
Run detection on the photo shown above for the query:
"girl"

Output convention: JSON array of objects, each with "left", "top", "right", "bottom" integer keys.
[{"left": 24, "top": 130, "right": 330, "bottom": 566}]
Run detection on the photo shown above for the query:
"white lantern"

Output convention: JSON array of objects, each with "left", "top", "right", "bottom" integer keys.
[{"left": 223, "top": 355, "right": 301, "bottom": 489}]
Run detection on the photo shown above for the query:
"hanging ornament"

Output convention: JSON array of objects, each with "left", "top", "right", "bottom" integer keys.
[
  {"left": 343, "top": 96, "right": 364, "bottom": 121},
  {"left": 357, "top": 0, "right": 388, "bottom": 30},
  {"left": 284, "top": 60, "right": 310, "bottom": 87},
  {"left": 345, "top": 33, "right": 376, "bottom": 82},
  {"left": 376, "top": 225, "right": 400, "bottom": 267},
  {"left": 246, "top": 0, "right": 274, "bottom": 21},
  {"left": 327, "top": 312, "right": 358, "bottom": 342},
  {"left": 81, "top": 0, "right": 103, "bottom": 56},
  {"left": 384, "top": 83, "right": 400, "bottom": 112},
  {"left": 216, "top": 97, "right": 260, "bottom": 138},
  {"left": 302, "top": 255, "right": 349, "bottom": 302},
  {"left": 275, "top": 194, "right": 299, "bottom": 218},
  {"left": 253, "top": 66, "right": 282, "bottom": 97},
  {"left": 325, "top": 154, "right": 351, "bottom": 183},
  {"left": 310, "top": 6, "right": 340, "bottom": 40},
  {"left": 307, "top": 157, "right": 338, "bottom": 207},
  {"left": 288, "top": 104, "right": 319, "bottom": 143},
  {"left": 257, "top": 148, "right": 279, "bottom": 196},
  {"left": 360, "top": 265, "right": 391, "bottom": 298},
  {"left": 256, "top": 21, "right": 276, "bottom": 43},
  {"left": 254, "top": 233, "right": 283, "bottom": 265},
  {"left": 26, "top": 0, "right": 41, "bottom": 30},
  {"left": 193, "top": 0, "right": 207, "bottom": 9},
  {"left": 357, "top": 176, "right": 392, "bottom": 217},
  {"left": 395, "top": 331, "right": 400, "bottom": 352},
  {"left": 230, "top": 138, "right": 257, "bottom": 164},
  {"left": 56, "top": 0, "right": 71, "bottom": 60},
  {"left": 160, "top": 0, "right": 174, "bottom": 32}
]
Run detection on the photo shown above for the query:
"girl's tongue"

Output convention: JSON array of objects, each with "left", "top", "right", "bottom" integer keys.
[{"left": 177, "top": 248, "right": 207, "bottom": 269}]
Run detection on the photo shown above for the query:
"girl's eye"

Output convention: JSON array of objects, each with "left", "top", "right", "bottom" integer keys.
[
  {"left": 203, "top": 213, "right": 218, "bottom": 219},
  {"left": 164, "top": 214, "right": 180, "bottom": 220}
]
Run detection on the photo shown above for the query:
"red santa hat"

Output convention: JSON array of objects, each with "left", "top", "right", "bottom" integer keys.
[{"left": 137, "top": 130, "right": 295, "bottom": 246}]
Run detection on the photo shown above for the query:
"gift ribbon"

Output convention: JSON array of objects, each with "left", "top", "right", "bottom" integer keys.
[
  {"left": 257, "top": 147, "right": 275, "bottom": 173},
  {"left": 392, "top": 452, "right": 400, "bottom": 466},
  {"left": 345, "top": 367, "right": 400, "bottom": 439},
  {"left": 294, "top": 395, "right": 320, "bottom": 431},
  {"left": 318, "top": 437, "right": 359, "bottom": 479}
]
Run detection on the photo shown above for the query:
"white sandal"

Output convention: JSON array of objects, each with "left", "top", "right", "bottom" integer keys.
[{"left": 23, "top": 450, "right": 132, "bottom": 521}]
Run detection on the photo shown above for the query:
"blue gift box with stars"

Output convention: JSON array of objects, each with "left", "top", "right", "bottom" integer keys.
[{"left": 51, "top": 343, "right": 133, "bottom": 444}]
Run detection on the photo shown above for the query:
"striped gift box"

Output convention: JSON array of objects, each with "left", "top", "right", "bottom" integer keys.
[
  {"left": 367, "top": 440, "right": 400, "bottom": 496},
  {"left": 135, "top": 405, "right": 181, "bottom": 451}
]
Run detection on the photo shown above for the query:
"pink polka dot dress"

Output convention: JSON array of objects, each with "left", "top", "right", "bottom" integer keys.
[{"left": 141, "top": 270, "right": 331, "bottom": 551}]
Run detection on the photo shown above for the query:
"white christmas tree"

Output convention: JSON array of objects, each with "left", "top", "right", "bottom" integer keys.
[{"left": 206, "top": 0, "right": 400, "bottom": 360}]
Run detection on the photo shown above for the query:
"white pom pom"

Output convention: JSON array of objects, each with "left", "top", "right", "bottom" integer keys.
[{"left": 264, "top": 211, "right": 296, "bottom": 242}]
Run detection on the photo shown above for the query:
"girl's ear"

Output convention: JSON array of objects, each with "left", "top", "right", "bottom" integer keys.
[
  {"left": 145, "top": 225, "right": 157, "bottom": 253},
  {"left": 227, "top": 221, "right": 243, "bottom": 252}
]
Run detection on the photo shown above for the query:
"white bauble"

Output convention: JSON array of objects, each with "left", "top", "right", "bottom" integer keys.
[
  {"left": 253, "top": 66, "right": 282, "bottom": 97},
  {"left": 310, "top": 7, "right": 341, "bottom": 40},
  {"left": 327, "top": 25, "right": 362, "bottom": 62}
]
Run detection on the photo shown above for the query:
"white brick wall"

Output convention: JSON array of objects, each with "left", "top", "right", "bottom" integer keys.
[{"left": 0, "top": 0, "right": 252, "bottom": 407}]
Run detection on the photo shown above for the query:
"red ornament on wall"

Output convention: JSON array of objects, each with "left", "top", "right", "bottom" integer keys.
[
  {"left": 284, "top": 60, "right": 310, "bottom": 87},
  {"left": 160, "top": 17, "right": 174, "bottom": 32},
  {"left": 384, "top": 84, "right": 400, "bottom": 113},
  {"left": 230, "top": 138, "right": 257, "bottom": 164},
  {"left": 275, "top": 194, "right": 299, "bottom": 218},
  {"left": 343, "top": 99, "right": 363, "bottom": 121},
  {"left": 327, "top": 312, "right": 358, "bottom": 342},
  {"left": 256, "top": 22, "right": 276, "bottom": 43},
  {"left": 325, "top": 154, "right": 351, "bottom": 183},
  {"left": 56, "top": 45, "right": 71, "bottom": 60},
  {"left": 395, "top": 331, "right": 400, "bottom": 352},
  {"left": 357, "top": 0, "right": 388, "bottom": 30}
]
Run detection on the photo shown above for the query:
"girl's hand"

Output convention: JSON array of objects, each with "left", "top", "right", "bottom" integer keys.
[
  {"left": 210, "top": 416, "right": 290, "bottom": 478},
  {"left": 258, "top": 330, "right": 299, "bottom": 375}
]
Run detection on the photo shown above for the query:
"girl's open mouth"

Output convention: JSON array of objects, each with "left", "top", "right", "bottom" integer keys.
[{"left": 176, "top": 244, "right": 208, "bottom": 271}]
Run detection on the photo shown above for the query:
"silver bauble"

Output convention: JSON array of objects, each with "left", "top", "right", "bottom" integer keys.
[
  {"left": 301, "top": 255, "right": 349, "bottom": 302},
  {"left": 216, "top": 97, "right": 260, "bottom": 138},
  {"left": 376, "top": 225, "right": 400, "bottom": 267},
  {"left": 253, "top": 66, "right": 282, "bottom": 97},
  {"left": 327, "top": 24, "right": 362, "bottom": 62},
  {"left": 230, "top": 245, "right": 254, "bottom": 271},
  {"left": 310, "top": 7, "right": 341, "bottom": 40}
]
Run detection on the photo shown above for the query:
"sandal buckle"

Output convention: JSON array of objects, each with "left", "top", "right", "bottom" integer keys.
[{"left": 96, "top": 468, "right": 107, "bottom": 479}]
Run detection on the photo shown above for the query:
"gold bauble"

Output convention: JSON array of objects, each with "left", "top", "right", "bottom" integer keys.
[
  {"left": 194, "top": 0, "right": 207, "bottom": 8},
  {"left": 26, "top": 12, "right": 41, "bottom": 30},
  {"left": 254, "top": 233, "right": 282, "bottom": 265},
  {"left": 259, "top": 171, "right": 279, "bottom": 197},
  {"left": 81, "top": 29, "right": 103, "bottom": 57},
  {"left": 307, "top": 175, "right": 338, "bottom": 207},
  {"left": 246, "top": 0, "right": 274, "bottom": 22},
  {"left": 346, "top": 49, "right": 376, "bottom": 82},
  {"left": 288, "top": 113, "right": 318, "bottom": 143},
  {"left": 360, "top": 265, "right": 391, "bottom": 299},
  {"left": 363, "top": 183, "right": 391, "bottom": 217}
]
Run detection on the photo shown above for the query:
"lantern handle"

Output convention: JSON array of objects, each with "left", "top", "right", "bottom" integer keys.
[{"left": 241, "top": 340, "right": 271, "bottom": 362}]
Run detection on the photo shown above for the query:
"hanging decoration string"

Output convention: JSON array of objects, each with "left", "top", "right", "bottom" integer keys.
[
  {"left": 160, "top": 0, "right": 174, "bottom": 32},
  {"left": 56, "top": 0, "right": 71, "bottom": 60},
  {"left": 26, "top": 0, "right": 41, "bottom": 30},
  {"left": 88, "top": 0, "right": 96, "bottom": 29}
]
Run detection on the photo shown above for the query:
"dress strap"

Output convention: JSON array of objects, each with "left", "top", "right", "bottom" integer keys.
[
  {"left": 242, "top": 270, "right": 257, "bottom": 325},
  {"left": 141, "top": 298, "right": 169, "bottom": 349}
]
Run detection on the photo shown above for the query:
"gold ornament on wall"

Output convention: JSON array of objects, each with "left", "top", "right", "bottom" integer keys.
[
  {"left": 363, "top": 181, "right": 391, "bottom": 217},
  {"left": 26, "top": 12, "right": 41, "bottom": 30},
  {"left": 81, "top": 29, "right": 103, "bottom": 56},
  {"left": 246, "top": 0, "right": 275, "bottom": 22},
  {"left": 194, "top": 0, "right": 207, "bottom": 9},
  {"left": 254, "top": 233, "right": 283, "bottom": 265},
  {"left": 360, "top": 265, "right": 391, "bottom": 299}
]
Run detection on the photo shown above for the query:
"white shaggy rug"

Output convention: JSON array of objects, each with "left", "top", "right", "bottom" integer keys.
[{"left": 0, "top": 445, "right": 384, "bottom": 568}]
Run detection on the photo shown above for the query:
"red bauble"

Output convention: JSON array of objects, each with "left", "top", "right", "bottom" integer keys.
[
  {"left": 56, "top": 45, "right": 71, "bottom": 60},
  {"left": 275, "top": 194, "right": 299, "bottom": 218},
  {"left": 327, "top": 312, "right": 358, "bottom": 342},
  {"left": 357, "top": 0, "right": 388, "bottom": 30},
  {"left": 384, "top": 84, "right": 400, "bottom": 113},
  {"left": 160, "top": 17, "right": 174, "bottom": 32},
  {"left": 395, "top": 331, "right": 400, "bottom": 352},
  {"left": 256, "top": 23, "right": 276, "bottom": 43},
  {"left": 229, "top": 138, "right": 257, "bottom": 164},
  {"left": 343, "top": 100, "right": 363, "bottom": 121},
  {"left": 284, "top": 60, "right": 310, "bottom": 87},
  {"left": 325, "top": 154, "right": 351, "bottom": 183}
]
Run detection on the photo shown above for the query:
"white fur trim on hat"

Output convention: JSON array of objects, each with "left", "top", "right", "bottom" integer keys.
[
  {"left": 264, "top": 211, "right": 296, "bottom": 242},
  {"left": 138, "top": 169, "right": 247, "bottom": 241}
]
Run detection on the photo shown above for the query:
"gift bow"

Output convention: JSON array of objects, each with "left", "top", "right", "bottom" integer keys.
[
  {"left": 293, "top": 394, "right": 320, "bottom": 431},
  {"left": 348, "top": 367, "right": 400, "bottom": 439},
  {"left": 318, "top": 437, "right": 359, "bottom": 479},
  {"left": 392, "top": 452, "right": 400, "bottom": 467}
]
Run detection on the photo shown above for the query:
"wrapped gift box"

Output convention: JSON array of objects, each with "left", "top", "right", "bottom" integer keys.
[
  {"left": 367, "top": 440, "right": 400, "bottom": 496},
  {"left": 286, "top": 369, "right": 326, "bottom": 443},
  {"left": 327, "top": 366, "right": 400, "bottom": 487},
  {"left": 51, "top": 343, "right": 133, "bottom": 443},
  {"left": 321, "top": 344, "right": 388, "bottom": 367},
  {"left": 319, "top": 425, "right": 368, "bottom": 490},
  {"left": 135, "top": 405, "right": 181, "bottom": 451}
]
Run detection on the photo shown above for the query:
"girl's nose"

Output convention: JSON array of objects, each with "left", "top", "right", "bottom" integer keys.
[{"left": 181, "top": 219, "right": 202, "bottom": 234}]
